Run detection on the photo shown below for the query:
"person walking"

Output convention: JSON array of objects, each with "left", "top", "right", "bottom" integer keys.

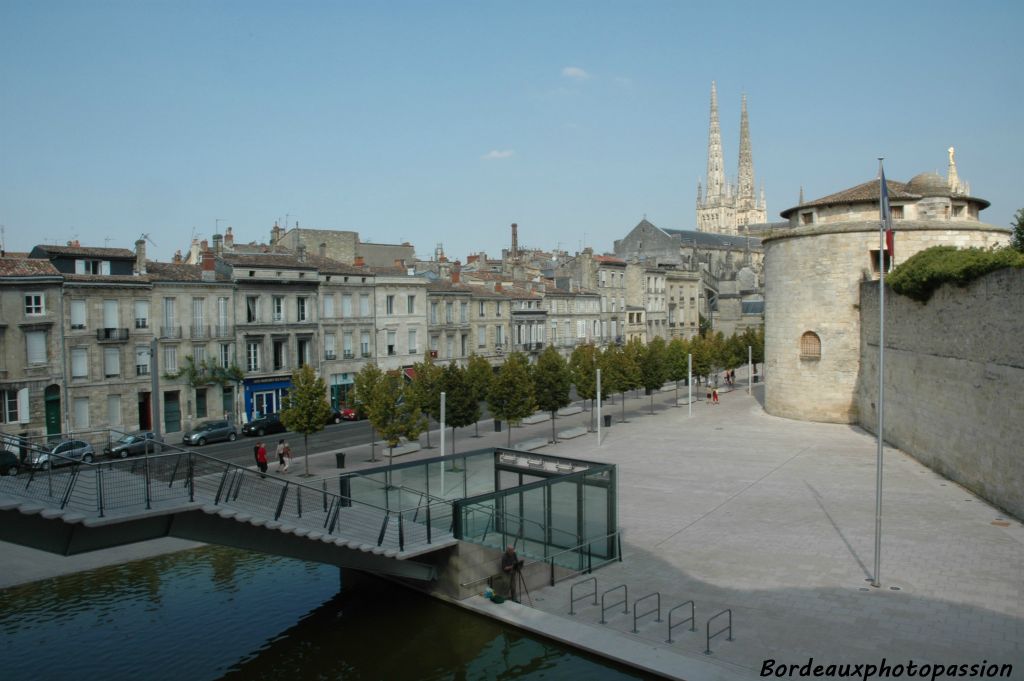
[
  {"left": 275, "top": 439, "right": 287, "bottom": 473},
  {"left": 282, "top": 441, "right": 292, "bottom": 473},
  {"left": 712, "top": 388, "right": 719, "bottom": 405},
  {"left": 256, "top": 441, "right": 268, "bottom": 477}
]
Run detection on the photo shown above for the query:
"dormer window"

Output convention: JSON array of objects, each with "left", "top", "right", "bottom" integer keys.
[
  {"left": 800, "top": 211, "right": 814, "bottom": 225},
  {"left": 75, "top": 259, "right": 110, "bottom": 275},
  {"left": 890, "top": 205, "right": 904, "bottom": 220}
]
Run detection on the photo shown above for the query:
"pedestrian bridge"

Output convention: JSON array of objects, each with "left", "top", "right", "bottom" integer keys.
[{"left": 0, "top": 438, "right": 620, "bottom": 587}]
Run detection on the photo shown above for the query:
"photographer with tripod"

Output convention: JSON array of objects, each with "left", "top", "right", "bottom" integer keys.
[{"left": 500, "top": 545, "right": 525, "bottom": 602}]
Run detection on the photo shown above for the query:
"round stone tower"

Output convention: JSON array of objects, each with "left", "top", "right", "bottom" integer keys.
[{"left": 762, "top": 154, "right": 1009, "bottom": 423}]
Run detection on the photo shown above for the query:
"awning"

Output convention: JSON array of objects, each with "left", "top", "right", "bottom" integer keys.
[{"left": 403, "top": 368, "right": 416, "bottom": 381}]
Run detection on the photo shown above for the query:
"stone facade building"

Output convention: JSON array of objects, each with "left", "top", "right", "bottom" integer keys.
[{"left": 762, "top": 152, "right": 1010, "bottom": 423}]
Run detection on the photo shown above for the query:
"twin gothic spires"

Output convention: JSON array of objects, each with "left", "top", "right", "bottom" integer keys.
[{"left": 696, "top": 81, "right": 767, "bottom": 235}]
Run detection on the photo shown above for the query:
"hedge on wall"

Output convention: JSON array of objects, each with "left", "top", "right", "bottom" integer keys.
[{"left": 888, "top": 246, "right": 1024, "bottom": 303}]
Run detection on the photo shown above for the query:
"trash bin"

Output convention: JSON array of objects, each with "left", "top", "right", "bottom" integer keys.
[
  {"left": 494, "top": 419, "right": 502, "bottom": 432},
  {"left": 335, "top": 452, "right": 346, "bottom": 469},
  {"left": 603, "top": 415, "right": 612, "bottom": 427},
  {"left": 753, "top": 374, "right": 759, "bottom": 383}
]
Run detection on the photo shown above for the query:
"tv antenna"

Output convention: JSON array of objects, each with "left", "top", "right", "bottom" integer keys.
[
  {"left": 140, "top": 233, "right": 158, "bottom": 248},
  {"left": 215, "top": 218, "right": 226, "bottom": 234}
]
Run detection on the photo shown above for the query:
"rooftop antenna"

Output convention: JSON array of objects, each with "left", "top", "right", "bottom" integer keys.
[
  {"left": 140, "top": 233, "right": 158, "bottom": 248},
  {"left": 0, "top": 225, "right": 5, "bottom": 252},
  {"left": 215, "top": 218, "right": 225, "bottom": 234},
  {"left": 104, "top": 237, "right": 111, "bottom": 247}
]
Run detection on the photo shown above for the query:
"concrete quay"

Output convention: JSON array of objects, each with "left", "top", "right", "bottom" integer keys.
[{"left": 3, "top": 379, "right": 1022, "bottom": 680}]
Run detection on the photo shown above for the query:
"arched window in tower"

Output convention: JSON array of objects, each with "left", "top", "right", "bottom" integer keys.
[{"left": 800, "top": 331, "right": 821, "bottom": 360}]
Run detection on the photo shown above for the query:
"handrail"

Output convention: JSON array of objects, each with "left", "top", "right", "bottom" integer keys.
[
  {"left": 705, "top": 608, "right": 733, "bottom": 655},
  {"left": 570, "top": 577, "right": 597, "bottom": 616},
  {"left": 600, "top": 584, "right": 628, "bottom": 624},
  {"left": 666, "top": 600, "right": 696, "bottom": 643},
  {"left": 632, "top": 592, "right": 662, "bottom": 633},
  {"left": 459, "top": 501, "right": 580, "bottom": 543}
]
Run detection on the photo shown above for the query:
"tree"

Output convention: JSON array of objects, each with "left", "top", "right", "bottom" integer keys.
[
  {"left": 353, "top": 362, "right": 384, "bottom": 461},
  {"left": 280, "top": 365, "right": 333, "bottom": 477},
  {"left": 622, "top": 338, "right": 644, "bottom": 399},
  {"left": 569, "top": 343, "right": 599, "bottom": 430},
  {"left": 368, "top": 372, "right": 426, "bottom": 470},
  {"left": 599, "top": 345, "right": 628, "bottom": 423},
  {"left": 464, "top": 354, "right": 494, "bottom": 438},
  {"left": 487, "top": 352, "right": 536, "bottom": 447},
  {"left": 532, "top": 346, "right": 572, "bottom": 443},
  {"left": 440, "top": 363, "right": 479, "bottom": 455},
  {"left": 409, "top": 355, "right": 443, "bottom": 448},
  {"left": 1012, "top": 208, "right": 1024, "bottom": 253},
  {"left": 690, "top": 335, "right": 712, "bottom": 388},
  {"left": 639, "top": 337, "right": 668, "bottom": 415},
  {"left": 665, "top": 337, "right": 690, "bottom": 406}
]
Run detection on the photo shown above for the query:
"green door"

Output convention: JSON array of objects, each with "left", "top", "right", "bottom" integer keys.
[
  {"left": 164, "top": 391, "right": 181, "bottom": 433},
  {"left": 44, "top": 385, "right": 61, "bottom": 437}
]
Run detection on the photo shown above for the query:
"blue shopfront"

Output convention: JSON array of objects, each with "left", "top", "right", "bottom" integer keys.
[{"left": 242, "top": 375, "right": 292, "bottom": 423}]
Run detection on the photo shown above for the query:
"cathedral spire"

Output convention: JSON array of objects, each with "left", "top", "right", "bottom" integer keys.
[
  {"left": 947, "top": 146, "right": 963, "bottom": 194},
  {"left": 704, "top": 81, "right": 725, "bottom": 202},
  {"left": 737, "top": 93, "right": 755, "bottom": 203}
]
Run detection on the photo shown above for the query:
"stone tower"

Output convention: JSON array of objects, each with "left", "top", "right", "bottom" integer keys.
[{"left": 697, "top": 84, "right": 767, "bottom": 234}]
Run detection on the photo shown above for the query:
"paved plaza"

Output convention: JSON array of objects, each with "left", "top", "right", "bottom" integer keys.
[{"left": 3, "top": 379, "right": 1022, "bottom": 679}]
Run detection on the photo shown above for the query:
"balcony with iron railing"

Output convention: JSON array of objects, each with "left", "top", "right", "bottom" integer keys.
[
  {"left": 190, "top": 324, "right": 209, "bottom": 340},
  {"left": 97, "top": 328, "right": 130, "bottom": 342},
  {"left": 160, "top": 326, "right": 182, "bottom": 340},
  {"left": 324, "top": 350, "right": 337, "bottom": 360},
  {"left": 136, "top": 364, "right": 150, "bottom": 377},
  {"left": 214, "top": 324, "right": 233, "bottom": 338}
]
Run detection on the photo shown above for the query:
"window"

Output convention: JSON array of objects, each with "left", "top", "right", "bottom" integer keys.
[
  {"left": 104, "top": 299, "right": 119, "bottom": 330},
  {"left": 246, "top": 342, "right": 261, "bottom": 371},
  {"left": 445, "top": 302, "right": 453, "bottom": 324},
  {"left": 343, "top": 332, "right": 354, "bottom": 358},
  {"left": 869, "top": 249, "right": 893, "bottom": 275},
  {"left": 195, "top": 389, "right": 207, "bottom": 419},
  {"left": 430, "top": 302, "right": 438, "bottom": 324},
  {"left": 386, "top": 295, "right": 395, "bottom": 315},
  {"left": 800, "top": 331, "right": 821, "bottom": 360},
  {"left": 163, "top": 298, "right": 176, "bottom": 327},
  {"left": 407, "top": 295, "right": 415, "bottom": 314},
  {"left": 273, "top": 340, "right": 287, "bottom": 370},
  {"left": 325, "top": 333, "right": 336, "bottom": 360},
  {"left": 495, "top": 325, "right": 504, "bottom": 345},
  {"left": 136, "top": 346, "right": 150, "bottom": 376},
  {"left": 135, "top": 300, "right": 150, "bottom": 329},
  {"left": 890, "top": 205, "right": 904, "bottom": 220},
  {"left": 75, "top": 259, "right": 110, "bottom": 275},
  {"left": 323, "top": 295, "right": 335, "bottom": 318},
  {"left": 191, "top": 298, "right": 204, "bottom": 334},
  {"left": 193, "top": 345, "right": 206, "bottom": 365},
  {"left": 163, "top": 346, "right": 178, "bottom": 373},
  {"left": 0, "top": 388, "right": 29, "bottom": 424},
  {"left": 460, "top": 302, "right": 468, "bottom": 323},
  {"left": 387, "top": 330, "right": 397, "bottom": 356},
  {"left": 800, "top": 211, "right": 814, "bottom": 225},
  {"left": 71, "top": 300, "right": 87, "bottom": 329},
  {"left": 74, "top": 397, "right": 90, "bottom": 428},
  {"left": 477, "top": 326, "right": 486, "bottom": 348},
  {"left": 72, "top": 348, "right": 89, "bottom": 378},
  {"left": 297, "top": 339, "right": 310, "bottom": 367},
  {"left": 430, "top": 335, "right": 439, "bottom": 351},
  {"left": 359, "top": 294, "right": 370, "bottom": 316},
  {"left": 496, "top": 301, "right": 503, "bottom": 317},
  {"left": 952, "top": 204, "right": 965, "bottom": 217},
  {"left": 408, "top": 328, "right": 417, "bottom": 354},
  {"left": 479, "top": 301, "right": 486, "bottom": 317},
  {"left": 26, "top": 330, "right": 47, "bottom": 365},
  {"left": 104, "top": 347, "right": 121, "bottom": 377},
  {"left": 217, "top": 298, "right": 229, "bottom": 329},
  {"left": 360, "top": 332, "right": 370, "bottom": 357},
  {"left": 107, "top": 395, "right": 122, "bottom": 426},
  {"left": 297, "top": 296, "right": 309, "bottom": 322},
  {"left": 341, "top": 294, "right": 353, "bottom": 317},
  {"left": 246, "top": 296, "right": 259, "bottom": 323},
  {"left": 446, "top": 335, "right": 454, "bottom": 358},
  {"left": 25, "top": 293, "right": 45, "bottom": 316},
  {"left": 220, "top": 343, "right": 232, "bottom": 369},
  {"left": 273, "top": 296, "right": 284, "bottom": 322}
]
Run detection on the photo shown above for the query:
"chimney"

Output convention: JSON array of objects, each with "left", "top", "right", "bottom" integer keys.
[
  {"left": 297, "top": 244, "right": 307, "bottom": 262},
  {"left": 271, "top": 222, "right": 282, "bottom": 245},
  {"left": 134, "top": 239, "right": 147, "bottom": 275},
  {"left": 495, "top": 282, "right": 503, "bottom": 292},
  {"left": 511, "top": 223, "right": 518, "bottom": 259},
  {"left": 224, "top": 226, "right": 234, "bottom": 249},
  {"left": 201, "top": 249, "right": 216, "bottom": 281},
  {"left": 319, "top": 242, "right": 327, "bottom": 258},
  {"left": 354, "top": 256, "right": 365, "bottom": 267},
  {"left": 451, "top": 261, "right": 461, "bottom": 284},
  {"left": 173, "top": 249, "right": 183, "bottom": 264},
  {"left": 212, "top": 233, "right": 223, "bottom": 255}
]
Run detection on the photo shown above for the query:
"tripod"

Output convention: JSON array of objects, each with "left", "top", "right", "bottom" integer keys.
[{"left": 512, "top": 565, "right": 532, "bottom": 606}]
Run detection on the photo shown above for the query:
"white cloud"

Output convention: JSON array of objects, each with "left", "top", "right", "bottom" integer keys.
[
  {"left": 561, "top": 66, "right": 591, "bottom": 80},
  {"left": 481, "top": 149, "right": 515, "bottom": 160}
]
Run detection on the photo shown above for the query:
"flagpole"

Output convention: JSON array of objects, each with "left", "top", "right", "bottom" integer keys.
[{"left": 873, "top": 158, "right": 886, "bottom": 588}]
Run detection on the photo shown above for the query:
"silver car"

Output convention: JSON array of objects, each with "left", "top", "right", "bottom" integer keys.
[
  {"left": 182, "top": 420, "right": 237, "bottom": 446},
  {"left": 27, "top": 439, "right": 96, "bottom": 468}
]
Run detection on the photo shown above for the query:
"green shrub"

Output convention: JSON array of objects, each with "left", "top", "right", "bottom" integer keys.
[{"left": 888, "top": 246, "right": 1024, "bottom": 303}]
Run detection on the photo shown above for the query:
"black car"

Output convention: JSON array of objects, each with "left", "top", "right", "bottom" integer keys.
[
  {"left": 104, "top": 431, "right": 163, "bottom": 458},
  {"left": 0, "top": 450, "right": 19, "bottom": 476},
  {"left": 242, "top": 413, "right": 288, "bottom": 437}
]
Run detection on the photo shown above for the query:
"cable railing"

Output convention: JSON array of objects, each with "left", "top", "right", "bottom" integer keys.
[{"left": 0, "top": 446, "right": 455, "bottom": 554}]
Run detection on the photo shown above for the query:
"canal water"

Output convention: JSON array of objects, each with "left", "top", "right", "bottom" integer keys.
[{"left": 0, "top": 546, "right": 646, "bottom": 680}]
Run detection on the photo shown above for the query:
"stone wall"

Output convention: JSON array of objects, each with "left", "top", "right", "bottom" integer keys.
[{"left": 856, "top": 268, "right": 1024, "bottom": 519}]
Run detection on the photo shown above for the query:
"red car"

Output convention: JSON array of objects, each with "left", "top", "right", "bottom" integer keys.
[{"left": 339, "top": 406, "right": 366, "bottom": 421}]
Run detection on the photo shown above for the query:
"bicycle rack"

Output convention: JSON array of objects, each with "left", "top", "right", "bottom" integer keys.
[
  {"left": 665, "top": 600, "right": 696, "bottom": 644},
  {"left": 569, "top": 577, "right": 597, "bottom": 616},
  {"left": 600, "top": 584, "right": 628, "bottom": 624},
  {"left": 632, "top": 592, "right": 662, "bottom": 633},
  {"left": 705, "top": 608, "right": 733, "bottom": 655}
]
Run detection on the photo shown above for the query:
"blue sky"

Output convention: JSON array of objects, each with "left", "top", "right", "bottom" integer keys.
[{"left": 2, "top": 1, "right": 1021, "bottom": 262}]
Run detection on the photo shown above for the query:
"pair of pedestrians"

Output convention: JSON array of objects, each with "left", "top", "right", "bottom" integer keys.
[{"left": 253, "top": 440, "right": 292, "bottom": 477}]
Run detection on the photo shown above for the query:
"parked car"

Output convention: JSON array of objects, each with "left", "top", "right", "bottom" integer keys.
[
  {"left": 0, "top": 450, "right": 19, "bottom": 476},
  {"left": 182, "top": 420, "right": 237, "bottom": 446},
  {"left": 104, "top": 431, "right": 163, "bottom": 458},
  {"left": 325, "top": 410, "right": 344, "bottom": 425},
  {"left": 241, "top": 413, "right": 287, "bottom": 437},
  {"left": 26, "top": 439, "right": 96, "bottom": 468},
  {"left": 339, "top": 406, "right": 366, "bottom": 421}
]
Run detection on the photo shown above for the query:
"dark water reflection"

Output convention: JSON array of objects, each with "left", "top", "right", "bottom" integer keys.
[{"left": 0, "top": 546, "right": 644, "bottom": 681}]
